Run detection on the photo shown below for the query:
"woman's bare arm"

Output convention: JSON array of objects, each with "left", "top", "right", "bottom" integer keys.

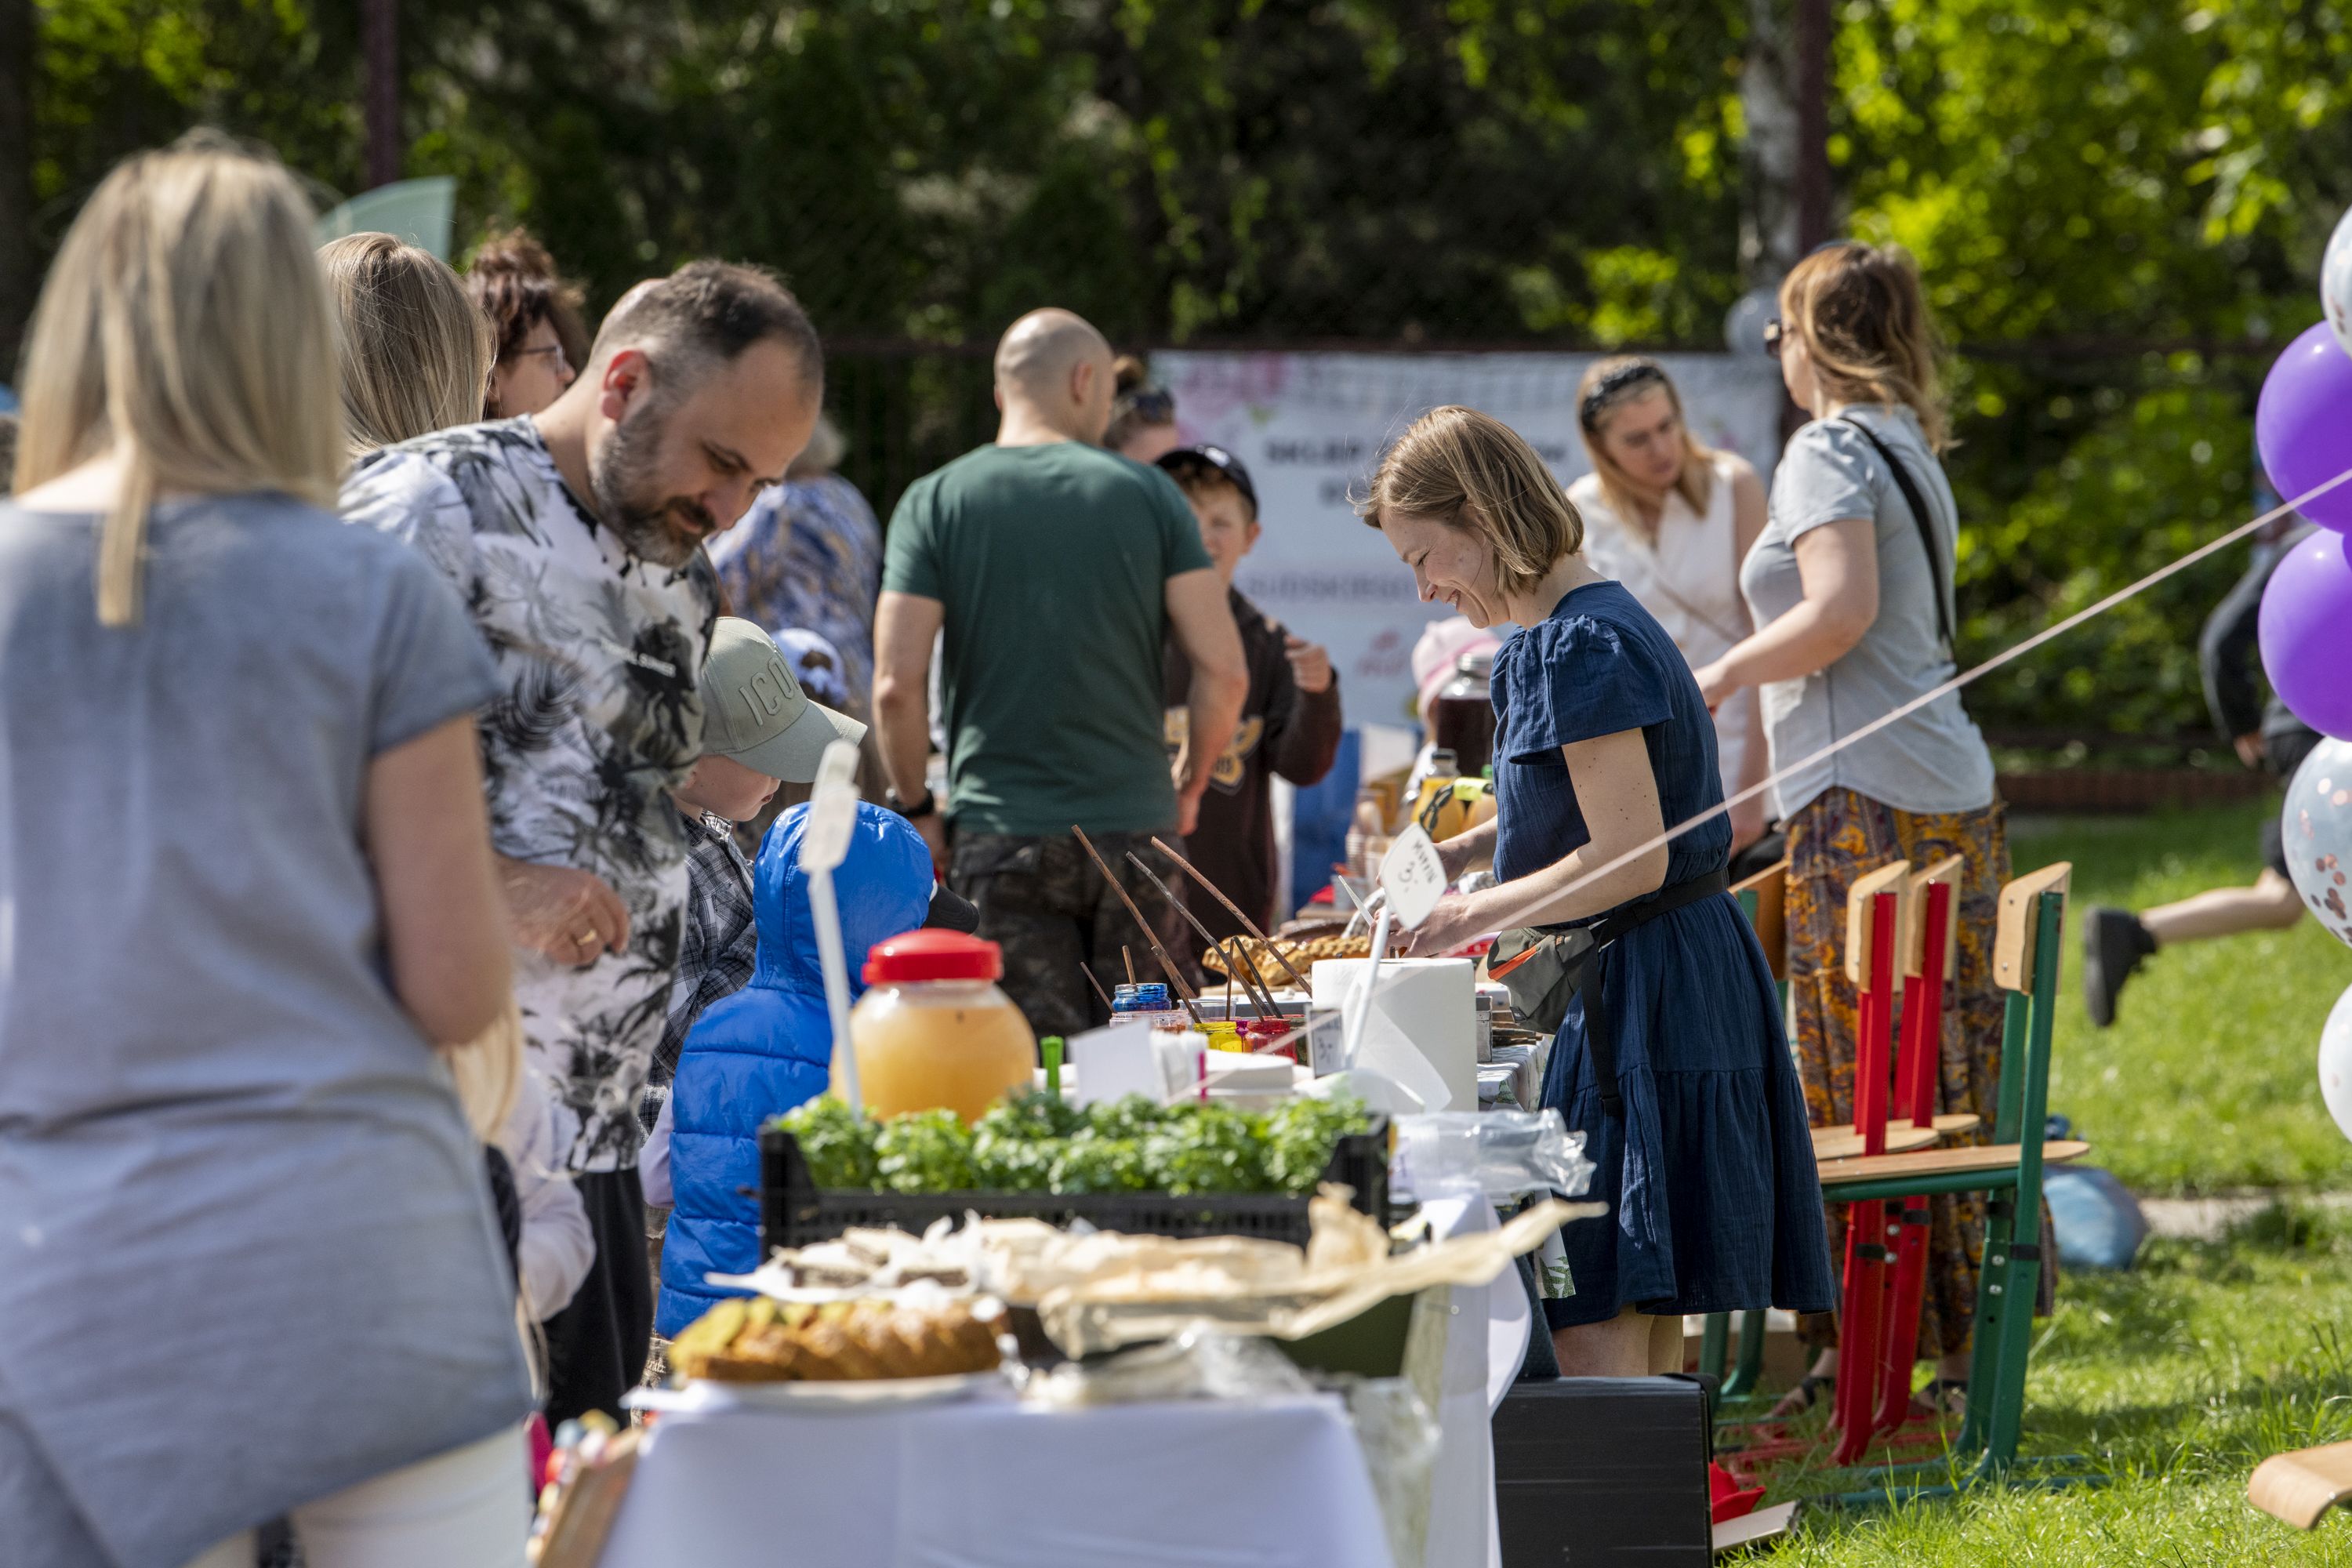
[
  {"left": 364, "top": 716, "right": 513, "bottom": 1044},
  {"left": 1696, "top": 517, "right": 1878, "bottom": 706},
  {"left": 1401, "top": 729, "right": 1667, "bottom": 954}
]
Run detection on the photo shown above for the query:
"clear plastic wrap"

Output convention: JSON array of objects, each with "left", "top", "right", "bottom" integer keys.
[
  {"left": 1389, "top": 1109, "right": 1595, "bottom": 1203},
  {"left": 1021, "top": 1326, "right": 1314, "bottom": 1408},
  {"left": 1334, "top": 1376, "right": 1441, "bottom": 1566}
]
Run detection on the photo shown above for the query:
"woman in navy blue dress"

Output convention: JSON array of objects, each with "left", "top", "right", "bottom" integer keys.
[{"left": 1364, "top": 406, "right": 1833, "bottom": 1376}]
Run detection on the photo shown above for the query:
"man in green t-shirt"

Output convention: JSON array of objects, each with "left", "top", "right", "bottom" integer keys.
[{"left": 874, "top": 309, "right": 1248, "bottom": 1036}]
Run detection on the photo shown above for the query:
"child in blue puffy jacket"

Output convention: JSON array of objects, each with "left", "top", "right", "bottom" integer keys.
[{"left": 655, "top": 800, "right": 936, "bottom": 1336}]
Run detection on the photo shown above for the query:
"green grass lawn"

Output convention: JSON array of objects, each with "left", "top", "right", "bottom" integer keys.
[
  {"left": 2018, "top": 800, "right": 2352, "bottom": 1194},
  {"left": 1764, "top": 1203, "right": 2352, "bottom": 1565},
  {"left": 1751, "top": 802, "right": 2352, "bottom": 1563}
]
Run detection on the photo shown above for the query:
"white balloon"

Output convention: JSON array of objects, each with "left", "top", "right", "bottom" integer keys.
[
  {"left": 2319, "top": 980, "right": 2352, "bottom": 1146},
  {"left": 2281, "top": 737, "right": 2352, "bottom": 950},
  {"left": 2325, "top": 204, "right": 2352, "bottom": 359}
]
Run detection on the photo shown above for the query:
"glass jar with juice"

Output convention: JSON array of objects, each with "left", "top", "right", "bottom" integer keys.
[{"left": 837, "top": 930, "right": 1036, "bottom": 1124}]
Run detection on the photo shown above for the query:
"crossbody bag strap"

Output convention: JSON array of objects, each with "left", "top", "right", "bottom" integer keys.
[{"left": 1838, "top": 417, "right": 1956, "bottom": 657}]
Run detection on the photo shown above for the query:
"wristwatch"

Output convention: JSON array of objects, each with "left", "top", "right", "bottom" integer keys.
[{"left": 887, "top": 786, "right": 938, "bottom": 821}]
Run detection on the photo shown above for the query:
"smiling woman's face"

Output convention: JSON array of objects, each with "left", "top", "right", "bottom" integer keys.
[{"left": 1378, "top": 510, "right": 1508, "bottom": 629}]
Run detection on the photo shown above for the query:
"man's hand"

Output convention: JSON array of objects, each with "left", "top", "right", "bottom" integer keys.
[
  {"left": 2235, "top": 731, "right": 2266, "bottom": 770},
  {"left": 499, "top": 857, "right": 630, "bottom": 967},
  {"left": 913, "top": 811, "right": 949, "bottom": 873},
  {"left": 1283, "top": 634, "right": 1333, "bottom": 695},
  {"left": 1177, "top": 784, "right": 1205, "bottom": 837}
]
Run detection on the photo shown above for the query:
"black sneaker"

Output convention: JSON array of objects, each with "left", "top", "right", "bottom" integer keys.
[{"left": 2081, "top": 906, "right": 2155, "bottom": 1029}]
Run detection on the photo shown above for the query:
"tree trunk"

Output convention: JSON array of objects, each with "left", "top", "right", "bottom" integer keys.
[
  {"left": 1740, "top": 0, "right": 1801, "bottom": 287},
  {"left": 363, "top": 0, "right": 400, "bottom": 190},
  {"left": 0, "top": 0, "right": 34, "bottom": 385}
]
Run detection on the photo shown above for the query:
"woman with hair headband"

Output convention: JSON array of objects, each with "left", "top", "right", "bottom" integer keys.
[
  {"left": 0, "top": 136, "right": 533, "bottom": 1565},
  {"left": 1693, "top": 240, "right": 2010, "bottom": 1417},
  {"left": 1363, "top": 405, "right": 1831, "bottom": 1377},
  {"left": 1570, "top": 357, "right": 1770, "bottom": 854}
]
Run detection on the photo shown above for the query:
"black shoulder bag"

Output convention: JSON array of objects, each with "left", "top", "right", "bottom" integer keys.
[{"left": 1838, "top": 417, "right": 1956, "bottom": 657}]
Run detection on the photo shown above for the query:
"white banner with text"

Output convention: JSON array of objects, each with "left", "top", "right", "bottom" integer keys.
[{"left": 1153, "top": 350, "right": 1788, "bottom": 726}]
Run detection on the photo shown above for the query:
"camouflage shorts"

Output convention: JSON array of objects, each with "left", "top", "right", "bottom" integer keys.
[{"left": 948, "top": 829, "right": 1194, "bottom": 1040}]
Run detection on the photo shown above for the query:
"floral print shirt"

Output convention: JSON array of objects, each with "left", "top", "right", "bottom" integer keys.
[
  {"left": 343, "top": 418, "right": 719, "bottom": 1171},
  {"left": 706, "top": 474, "right": 882, "bottom": 716}
]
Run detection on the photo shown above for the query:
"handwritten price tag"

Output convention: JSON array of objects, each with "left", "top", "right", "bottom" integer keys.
[{"left": 1379, "top": 823, "right": 1447, "bottom": 931}]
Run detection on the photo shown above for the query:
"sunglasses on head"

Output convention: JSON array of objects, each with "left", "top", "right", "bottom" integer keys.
[{"left": 1123, "top": 386, "right": 1175, "bottom": 423}]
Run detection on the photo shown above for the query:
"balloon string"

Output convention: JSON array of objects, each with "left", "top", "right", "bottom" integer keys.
[{"left": 1528, "top": 463, "right": 2352, "bottom": 916}]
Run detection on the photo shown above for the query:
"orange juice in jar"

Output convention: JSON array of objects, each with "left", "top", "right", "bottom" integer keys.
[{"left": 838, "top": 930, "right": 1036, "bottom": 1124}]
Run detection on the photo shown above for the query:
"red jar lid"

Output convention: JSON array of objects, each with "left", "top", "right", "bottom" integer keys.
[{"left": 864, "top": 928, "right": 1003, "bottom": 985}]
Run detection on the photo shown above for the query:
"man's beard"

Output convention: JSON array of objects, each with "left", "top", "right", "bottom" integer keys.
[{"left": 588, "top": 397, "right": 717, "bottom": 568}]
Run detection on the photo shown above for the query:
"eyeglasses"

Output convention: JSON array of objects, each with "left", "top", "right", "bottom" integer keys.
[
  {"left": 1762, "top": 320, "right": 1784, "bottom": 358},
  {"left": 513, "top": 343, "right": 572, "bottom": 374}
]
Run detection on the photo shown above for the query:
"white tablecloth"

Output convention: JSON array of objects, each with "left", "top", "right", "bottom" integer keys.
[{"left": 597, "top": 1387, "right": 1396, "bottom": 1568}]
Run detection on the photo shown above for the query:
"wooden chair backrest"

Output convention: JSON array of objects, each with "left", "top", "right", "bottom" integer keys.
[
  {"left": 1993, "top": 862, "right": 2073, "bottom": 993},
  {"left": 1905, "top": 856, "right": 1965, "bottom": 979},
  {"left": 1730, "top": 858, "right": 1789, "bottom": 981},
  {"left": 1844, "top": 860, "right": 1911, "bottom": 989}
]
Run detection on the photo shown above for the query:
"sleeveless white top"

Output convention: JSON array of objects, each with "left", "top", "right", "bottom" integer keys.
[{"left": 1569, "top": 451, "right": 1755, "bottom": 799}]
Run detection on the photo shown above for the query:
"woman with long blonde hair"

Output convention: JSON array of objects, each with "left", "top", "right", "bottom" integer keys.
[
  {"left": 1568, "top": 358, "right": 1769, "bottom": 851},
  {"left": 1693, "top": 240, "right": 2006, "bottom": 1418},
  {"left": 1363, "top": 405, "right": 1831, "bottom": 1377},
  {"left": 320, "top": 230, "right": 496, "bottom": 457},
  {"left": 0, "top": 133, "right": 533, "bottom": 1566}
]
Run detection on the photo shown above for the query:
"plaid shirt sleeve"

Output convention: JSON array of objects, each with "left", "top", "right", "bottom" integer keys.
[{"left": 652, "top": 821, "right": 760, "bottom": 1085}]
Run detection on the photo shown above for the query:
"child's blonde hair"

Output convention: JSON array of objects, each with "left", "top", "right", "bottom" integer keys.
[
  {"left": 15, "top": 131, "right": 345, "bottom": 626},
  {"left": 1358, "top": 405, "right": 1584, "bottom": 595}
]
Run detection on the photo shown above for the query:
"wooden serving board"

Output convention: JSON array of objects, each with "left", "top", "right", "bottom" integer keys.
[
  {"left": 1810, "top": 1123, "right": 1943, "bottom": 1162},
  {"left": 1815, "top": 1139, "right": 2089, "bottom": 1191}
]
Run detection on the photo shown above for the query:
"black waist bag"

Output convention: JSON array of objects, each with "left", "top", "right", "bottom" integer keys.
[{"left": 1489, "top": 867, "right": 1729, "bottom": 1119}]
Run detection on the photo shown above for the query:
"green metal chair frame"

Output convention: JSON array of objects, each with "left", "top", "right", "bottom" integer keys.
[{"left": 1811, "top": 869, "right": 2103, "bottom": 1504}]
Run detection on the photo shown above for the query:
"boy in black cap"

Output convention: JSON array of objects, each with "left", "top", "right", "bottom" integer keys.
[{"left": 1157, "top": 445, "right": 1345, "bottom": 953}]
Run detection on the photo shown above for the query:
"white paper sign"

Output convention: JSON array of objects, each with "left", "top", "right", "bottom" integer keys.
[
  {"left": 1068, "top": 1023, "right": 1162, "bottom": 1107},
  {"left": 1379, "top": 824, "right": 1448, "bottom": 931},
  {"left": 797, "top": 740, "right": 862, "bottom": 874}
]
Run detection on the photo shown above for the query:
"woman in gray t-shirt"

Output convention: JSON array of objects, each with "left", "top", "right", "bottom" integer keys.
[
  {"left": 0, "top": 139, "right": 532, "bottom": 1567},
  {"left": 1692, "top": 241, "right": 2008, "bottom": 1418}
]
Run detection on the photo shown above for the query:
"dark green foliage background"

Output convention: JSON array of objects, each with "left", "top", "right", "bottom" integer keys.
[{"left": 24, "top": 0, "right": 2352, "bottom": 739}]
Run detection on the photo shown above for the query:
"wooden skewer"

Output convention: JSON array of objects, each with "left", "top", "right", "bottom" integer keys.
[
  {"left": 1125, "top": 852, "right": 1279, "bottom": 1019},
  {"left": 1123, "top": 948, "right": 1138, "bottom": 986},
  {"left": 1149, "top": 835, "right": 1313, "bottom": 993},
  {"left": 1080, "top": 962, "right": 1115, "bottom": 1017},
  {"left": 1073, "top": 826, "right": 1203, "bottom": 1024}
]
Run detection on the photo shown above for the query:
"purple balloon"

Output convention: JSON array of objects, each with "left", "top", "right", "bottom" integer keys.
[
  {"left": 2257, "top": 323, "right": 2352, "bottom": 532},
  {"left": 2262, "top": 528, "right": 2352, "bottom": 739}
]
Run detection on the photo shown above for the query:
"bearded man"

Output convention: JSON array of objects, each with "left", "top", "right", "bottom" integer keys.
[{"left": 343, "top": 260, "right": 821, "bottom": 1423}]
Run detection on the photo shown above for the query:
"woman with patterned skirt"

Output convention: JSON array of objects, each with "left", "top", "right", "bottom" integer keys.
[{"left": 1696, "top": 241, "right": 2016, "bottom": 1417}]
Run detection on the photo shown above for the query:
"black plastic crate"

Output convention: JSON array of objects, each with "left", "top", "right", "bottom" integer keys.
[{"left": 759, "top": 1115, "right": 1388, "bottom": 1253}]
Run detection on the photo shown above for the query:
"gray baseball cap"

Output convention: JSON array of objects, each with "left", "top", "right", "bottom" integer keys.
[{"left": 699, "top": 616, "right": 866, "bottom": 783}]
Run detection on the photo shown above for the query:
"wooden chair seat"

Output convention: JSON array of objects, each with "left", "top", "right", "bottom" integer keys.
[
  {"left": 1932, "top": 1112, "right": 1981, "bottom": 1137},
  {"left": 1810, "top": 1123, "right": 1943, "bottom": 1162},
  {"left": 1817, "top": 1138, "right": 2088, "bottom": 1188}
]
